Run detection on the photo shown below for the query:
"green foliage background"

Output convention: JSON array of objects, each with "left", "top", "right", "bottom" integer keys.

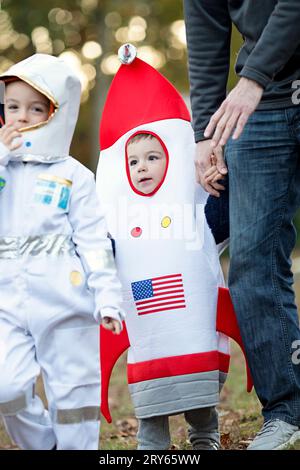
[{"left": 1, "top": 0, "right": 299, "bottom": 236}]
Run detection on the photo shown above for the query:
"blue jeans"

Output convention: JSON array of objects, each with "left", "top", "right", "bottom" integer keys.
[{"left": 226, "top": 106, "right": 300, "bottom": 426}]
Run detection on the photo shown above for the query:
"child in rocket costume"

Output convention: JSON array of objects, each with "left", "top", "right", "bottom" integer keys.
[
  {"left": 0, "top": 53, "right": 124, "bottom": 450},
  {"left": 97, "top": 45, "right": 253, "bottom": 450}
]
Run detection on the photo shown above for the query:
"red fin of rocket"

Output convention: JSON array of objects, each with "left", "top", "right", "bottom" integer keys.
[
  {"left": 216, "top": 287, "right": 254, "bottom": 393},
  {"left": 100, "top": 322, "right": 130, "bottom": 423}
]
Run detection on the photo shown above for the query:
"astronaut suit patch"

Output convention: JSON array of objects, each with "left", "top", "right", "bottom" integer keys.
[
  {"left": 34, "top": 174, "right": 72, "bottom": 210},
  {"left": 0, "top": 177, "right": 6, "bottom": 192}
]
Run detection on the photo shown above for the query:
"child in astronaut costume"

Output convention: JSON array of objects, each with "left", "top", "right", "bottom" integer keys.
[
  {"left": 0, "top": 54, "right": 124, "bottom": 450},
  {"left": 97, "top": 45, "right": 230, "bottom": 450}
]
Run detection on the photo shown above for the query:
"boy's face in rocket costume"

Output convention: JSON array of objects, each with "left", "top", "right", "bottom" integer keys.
[
  {"left": 5, "top": 80, "right": 50, "bottom": 128},
  {"left": 127, "top": 135, "right": 167, "bottom": 195}
]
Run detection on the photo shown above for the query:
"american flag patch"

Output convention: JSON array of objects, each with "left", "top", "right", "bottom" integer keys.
[{"left": 131, "top": 274, "right": 186, "bottom": 315}]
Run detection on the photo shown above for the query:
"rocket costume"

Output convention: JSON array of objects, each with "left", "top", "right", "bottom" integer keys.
[
  {"left": 0, "top": 54, "right": 124, "bottom": 450},
  {"left": 97, "top": 46, "right": 233, "bottom": 424}
]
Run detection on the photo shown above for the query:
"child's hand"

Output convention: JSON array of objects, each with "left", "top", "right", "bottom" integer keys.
[
  {"left": 204, "top": 154, "right": 226, "bottom": 191},
  {"left": 101, "top": 317, "right": 122, "bottom": 335},
  {"left": 204, "top": 165, "right": 226, "bottom": 189},
  {"left": 0, "top": 123, "right": 22, "bottom": 151}
]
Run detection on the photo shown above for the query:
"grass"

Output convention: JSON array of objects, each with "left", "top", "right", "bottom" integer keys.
[
  {"left": 99, "top": 342, "right": 262, "bottom": 451},
  {"left": 0, "top": 334, "right": 261, "bottom": 451}
]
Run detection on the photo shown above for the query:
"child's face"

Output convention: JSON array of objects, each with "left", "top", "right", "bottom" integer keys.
[
  {"left": 127, "top": 137, "right": 167, "bottom": 194},
  {"left": 4, "top": 80, "right": 49, "bottom": 128}
]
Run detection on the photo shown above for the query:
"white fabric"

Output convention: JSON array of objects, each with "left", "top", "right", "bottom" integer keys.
[
  {"left": 0, "top": 54, "right": 123, "bottom": 450},
  {"left": 97, "top": 118, "right": 229, "bottom": 367},
  {"left": 0, "top": 142, "right": 10, "bottom": 167},
  {"left": 0, "top": 155, "right": 124, "bottom": 324},
  {"left": 4, "top": 396, "right": 56, "bottom": 450},
  {"left": 0, "top": 313, "right": 100, "bottom": 449}
]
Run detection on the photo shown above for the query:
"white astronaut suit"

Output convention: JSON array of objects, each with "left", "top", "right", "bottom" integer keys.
[
  {"left": 97, "top": 46, "right": 230, "bottom": 422},
  {"left": 0, "top": 54, "right": 124, "bottom": 450}
]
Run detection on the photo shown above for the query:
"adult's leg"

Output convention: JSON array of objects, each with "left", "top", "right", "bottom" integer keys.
[{"left": 227, "top": 108, "right": 300, "bottom": 425}]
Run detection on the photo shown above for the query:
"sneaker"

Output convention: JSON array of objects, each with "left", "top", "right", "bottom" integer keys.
[
  {"left": 192, "top": 437, "right": 220, "bottom": 450},
  {"left": 247, "top": 419, "right": 300, "bottom": 450}
]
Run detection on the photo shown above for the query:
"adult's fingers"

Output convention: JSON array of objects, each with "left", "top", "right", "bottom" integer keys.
[
  {"left": 219, "top": 112, "right": 240, "bottom": 146},
  {"left": 204, "top": 104, "right": 226, "bottom": 138},
  {"left": 194, "top": 155, "right": 211, "bottom": 185},
  {"left": 232, "top": 112, "right": 249, "bottom": 140},
  {"left": 213, "top": 146, "right": 227, "bottom": 175},
  {"left": 210, "top": 111, "right": 232, "bottom": 148}
]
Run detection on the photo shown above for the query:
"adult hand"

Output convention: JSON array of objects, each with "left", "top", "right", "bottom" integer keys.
[
  {"left": 0, "top": 122, "right": 22, "bottom": 151},
  {"left": 195, "top": 140, "right": 227, "bottom": 197},
  {"left": 204, "top": 77, "right": 263, "bottom": 148}
]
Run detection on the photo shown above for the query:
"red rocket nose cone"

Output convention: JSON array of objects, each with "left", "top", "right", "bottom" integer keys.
[{"left": 99, "top": 57, "right": 190, "bottom": 151}]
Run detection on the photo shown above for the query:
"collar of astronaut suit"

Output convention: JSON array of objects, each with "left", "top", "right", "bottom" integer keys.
[{"left": 0, "top": 141, "right": 68, "bottom": 167}]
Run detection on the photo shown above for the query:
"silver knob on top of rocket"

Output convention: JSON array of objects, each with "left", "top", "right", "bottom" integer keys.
[{"left": 118, "top": 43, "right": 137, "bottom": 65}]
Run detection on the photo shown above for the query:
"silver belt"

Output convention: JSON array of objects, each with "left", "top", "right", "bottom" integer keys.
[{"left": 0, "top": 234, "right": 76, "bottom": 259}]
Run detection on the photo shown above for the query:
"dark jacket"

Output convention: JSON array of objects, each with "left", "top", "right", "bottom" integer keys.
[
  {"left": 184, "top": 0, "right": 300, "bottom": 141},
  {"left": 205, "top": 177, "right": 229, "bottom": 245}
]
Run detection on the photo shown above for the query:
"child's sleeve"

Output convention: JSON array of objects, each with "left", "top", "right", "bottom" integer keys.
[
  {"left": 0, "top": 142, "right": 11, "bottom": 169},
  {"left": 68, "top": 165, "right": 125, "bottom": 326},
  {"left": 204, "top": 176, "right": 229, "bottom": 253}
]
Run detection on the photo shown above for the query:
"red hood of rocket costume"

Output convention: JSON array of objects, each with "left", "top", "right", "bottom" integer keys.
[{"left": 99, "top": 58, "right": 190, "bottom": 151}]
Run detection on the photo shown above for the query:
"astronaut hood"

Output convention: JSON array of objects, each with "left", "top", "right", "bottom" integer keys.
[{"left": 0, "top": 53, "right": 81, "bottom": 163}]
